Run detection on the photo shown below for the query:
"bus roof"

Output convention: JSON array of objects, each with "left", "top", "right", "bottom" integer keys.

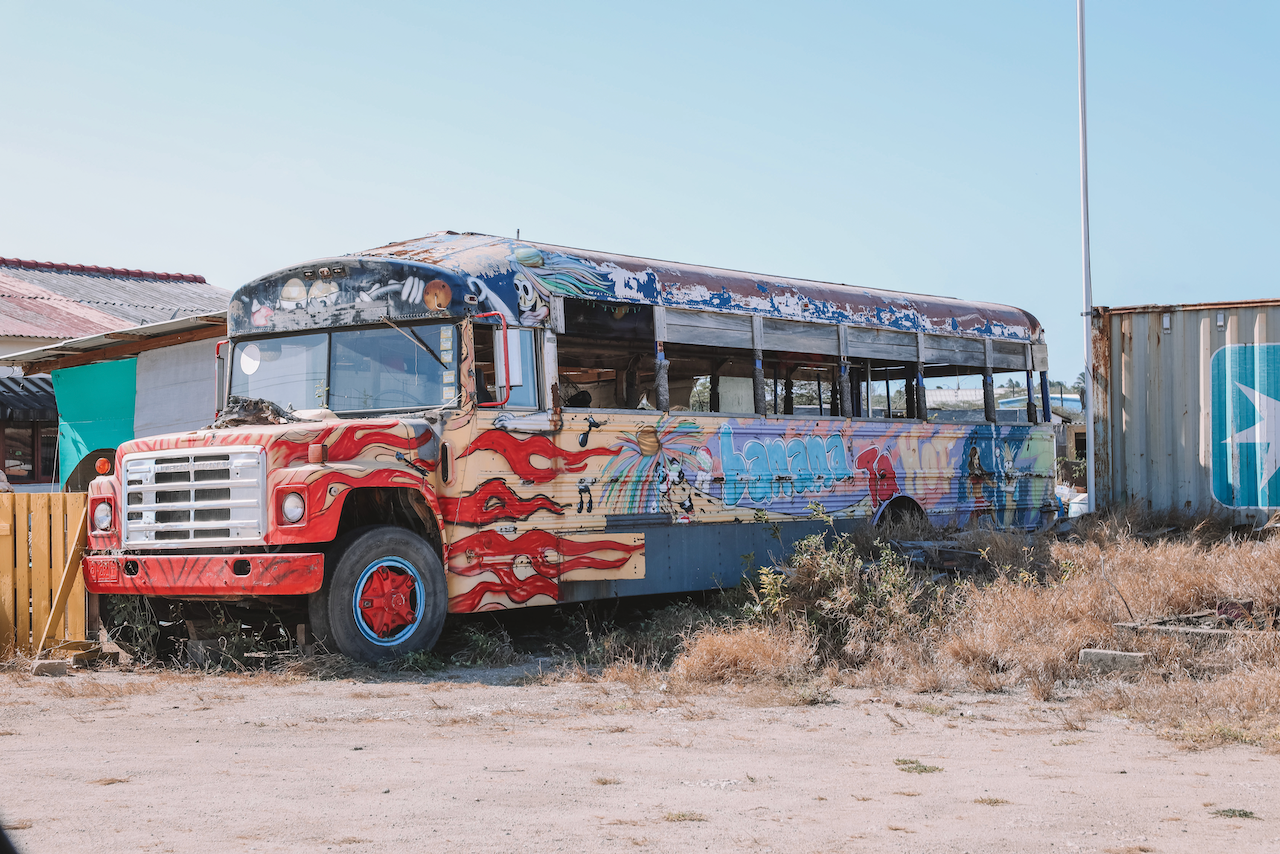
[{"left": 229, "top": 231, "right": 1043, "bottom": 345}]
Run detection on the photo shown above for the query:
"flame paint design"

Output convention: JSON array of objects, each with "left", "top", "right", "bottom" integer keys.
[
  {"left": 448, "top": 529, "right": 643, "bottom": 577},
  {"left": 450, "top": 578, "right": 557, "bottom": 612},
  {"left": 83, "top": 553, "right": 322, "bottom": 596},
  {"left": 446, "top": 529, "right": 644, "bottom": 612},
  {"left": 440, "top": 477, "right": 565, "bottom": 526},
  {"left": 459, "top": 430, "right": 618, "bottom": 483}
]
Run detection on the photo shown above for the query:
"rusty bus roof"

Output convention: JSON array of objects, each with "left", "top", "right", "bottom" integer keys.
[
  {"left": 229, "top": 231, "right": 1043, "bottom": 344},
  {"left": 368, "top": 232, "right": 1043, "bottom": 342}
]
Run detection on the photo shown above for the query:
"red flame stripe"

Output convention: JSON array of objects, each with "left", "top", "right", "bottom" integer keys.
[
  {"left": 458, "top": 430, "right": 619, "bottom": 483},
  {"left": 440, "top": 478, "right": 564, "bottom": 526},
  {"left": 449, "top": 576, "right": 559, "bottom": 612},
  {"left": 447, "top": 529, "right": 644, "bottom": 581}
]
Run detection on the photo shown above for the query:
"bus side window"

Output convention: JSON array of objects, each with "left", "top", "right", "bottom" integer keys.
[
  {"left": 474, "top": 324, "right": 539, "bottom": 408},
  {"left": 662, "top": 342, "right": 756, "bottom": 414},
  {"left": 556, "top": 301, "right": 659, "bottom": 409}
]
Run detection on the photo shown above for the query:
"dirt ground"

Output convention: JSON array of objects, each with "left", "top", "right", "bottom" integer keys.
[{"left": 2, "top": 666, "right": 1277, "bottom": 854}]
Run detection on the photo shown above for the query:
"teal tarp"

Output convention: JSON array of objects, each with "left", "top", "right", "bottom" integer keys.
[{"left": 51, "top": 359, "right": 137, "bottom": 487}]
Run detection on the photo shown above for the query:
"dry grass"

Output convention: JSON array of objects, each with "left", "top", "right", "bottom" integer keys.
[
  {"left": 974, "top": 797, "right": 1010, "bottom": 806},
  {"left": 1, "top": 654, "right": 34, "bottom": 673},
  {"left": 622, "top": 511, "right": 1280, "bottom": 748},
  {"left": 662, "top": 811, "right": 706, "bottom": 822},
  {"left": 1089, "top": 667, "right": 1280, "bottom": 749},
  {"left": 48, "top": 679, "right": 161, "bottom": 699},
  {"left": 271, "top": 653, "right": 375, "bottom": 682},
  {"left": 669, "top": 624, "right": 813, "bottom": 686}
]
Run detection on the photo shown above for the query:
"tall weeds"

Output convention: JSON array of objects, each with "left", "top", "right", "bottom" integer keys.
[{"left": 665, "top": 509, "right": 1280, "bottom": 717}]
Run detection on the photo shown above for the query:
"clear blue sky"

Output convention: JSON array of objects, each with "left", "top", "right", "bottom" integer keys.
[{"left": 3, "top": 1, "right": 1277, "bottom": 382}]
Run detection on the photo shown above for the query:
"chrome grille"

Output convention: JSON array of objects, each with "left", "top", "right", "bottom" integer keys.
[{"left": 121, "top": 447, "right": 266, "bottom": 548}]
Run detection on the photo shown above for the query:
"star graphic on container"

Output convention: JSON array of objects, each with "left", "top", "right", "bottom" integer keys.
[{"left": 1227, "top": 382, "right": 1280, "bottom": 492}]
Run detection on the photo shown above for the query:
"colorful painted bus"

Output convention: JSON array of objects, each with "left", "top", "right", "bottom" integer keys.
[{"left": 82, "top": 232, "right": 1056, "bottom": 661}]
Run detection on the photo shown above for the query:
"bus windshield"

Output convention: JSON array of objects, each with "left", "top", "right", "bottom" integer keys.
[{"left": 230, "top": 323, "right": 458, "bottom": 413}]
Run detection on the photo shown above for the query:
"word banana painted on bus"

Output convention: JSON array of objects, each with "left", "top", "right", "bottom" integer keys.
[{"left": 717, "top": 424, "right": 854, "bottom": 507}]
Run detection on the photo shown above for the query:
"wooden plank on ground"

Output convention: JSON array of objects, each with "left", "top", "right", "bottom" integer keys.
[
  {"left": 0, "top": 495, "right": 15, "bottom": 657},
  {"left": 30, "top": 494, "right": 52, "bottom": 656},
  {"left": 38, "top": 504, "right": 88, "bottom": 656},
  {"left": 65, "top": 494, "right": 87, "bottom": 641}
]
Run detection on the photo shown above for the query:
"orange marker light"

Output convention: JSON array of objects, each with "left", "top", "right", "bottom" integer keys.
[{"left": 95, "top": 458, "right": 111, "bottom": 475}]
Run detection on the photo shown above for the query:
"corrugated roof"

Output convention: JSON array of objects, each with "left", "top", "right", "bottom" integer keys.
[
  {"left": 0, "top": 272, "right": 129, "bottom": 339},
  {"left": 0, "top": 256, "right": 228, "bottom": 336},
  {"left": 0, "top": 312, "right": 228, "bottom": 371},
  {"left": 0, "top": 375, "right": 56, "bottom": 420}
]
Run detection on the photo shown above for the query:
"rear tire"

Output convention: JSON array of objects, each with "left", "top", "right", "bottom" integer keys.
[
  {"left": 875, "top": 497, "right": 930, "bottom": 537},
  {"left": 311, "top": 526, "right": 446, "bottom": 662}
]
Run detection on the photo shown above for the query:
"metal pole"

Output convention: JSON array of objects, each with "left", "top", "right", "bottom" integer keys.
[{"left": 1078, "top": 0, "right": 1096, "bottom": 513}]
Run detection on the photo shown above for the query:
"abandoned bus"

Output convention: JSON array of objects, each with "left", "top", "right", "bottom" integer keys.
[{"left": 82, "top": 232, "right": 1056, "bottom": 661}]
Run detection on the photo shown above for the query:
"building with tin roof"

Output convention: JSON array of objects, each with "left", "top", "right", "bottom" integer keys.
[{"left": 0, "top": 256, "right": 227, "bottom": 489}]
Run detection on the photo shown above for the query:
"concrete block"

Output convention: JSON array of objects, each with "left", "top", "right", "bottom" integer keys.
[
  {"left": 1078, "top": 648, "right": 1150, "bottom": 674},
  {"left": 30, "top": 659, "right": 68, "bottom": 677}
]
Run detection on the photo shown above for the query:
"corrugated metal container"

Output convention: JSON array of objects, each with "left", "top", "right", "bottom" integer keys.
[{"left": 1094, "top": 298, "right": 1280, "bottom": 523}]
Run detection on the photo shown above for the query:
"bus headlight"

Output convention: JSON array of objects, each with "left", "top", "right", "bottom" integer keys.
[
  {"left": 281, "top": 492, "right": 305, "bottom": 524},
  {"left": 93, "top": 500, "right": 113, "bottom": 531}
]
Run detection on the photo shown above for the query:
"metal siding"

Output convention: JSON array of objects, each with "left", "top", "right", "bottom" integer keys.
[
  {"left": 133, "top": 339, "right": 219, "bottom": 438},
  {"left": 1196, "top": 315, "right": 1212, "bottom": 508},
  {"left": 1097, "top": 301, "right": 1280, "bottom": 523},
  {"left": 761, "top": 318, "right": 840, "bottom": 355},
  {"left": 665, "top": 309, "right": 753, "bottom": 349},
  {"left": 559, "top": 517, "right": 856, "bottom": 600},
  {"left": 1118, "top": 314, "right": 1136, "bottom": 505}
]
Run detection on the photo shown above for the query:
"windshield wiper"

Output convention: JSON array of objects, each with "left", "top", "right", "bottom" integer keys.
[{"left": 381, "top": 316, "right": 447, "bottom": 370}]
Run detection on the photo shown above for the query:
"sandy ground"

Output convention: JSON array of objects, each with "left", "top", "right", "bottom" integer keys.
[{"left": 1, "top": 666, "right": 1277, "bottom": 854}]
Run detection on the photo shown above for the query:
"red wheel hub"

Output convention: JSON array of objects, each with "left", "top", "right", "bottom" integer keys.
[{"left": 358, "top": 565, "right": 417, "bottom": 638}]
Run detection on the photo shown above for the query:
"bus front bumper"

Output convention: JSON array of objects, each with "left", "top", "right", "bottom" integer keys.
[{"left": 83, "top": 553, "right": 325, "bottom": 597}]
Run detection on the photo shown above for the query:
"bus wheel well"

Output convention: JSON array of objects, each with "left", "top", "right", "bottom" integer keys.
[
  {"left": 874, "top": 496, "right": 930, "bottom": 536},
  {"left": 333, "top": 488, "right": 441, "bottom": 554}
]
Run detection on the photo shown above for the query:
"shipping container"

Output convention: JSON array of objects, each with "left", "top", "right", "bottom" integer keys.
[{"left": 1094, "top": 298, "right": 1280, "bottom": 524}]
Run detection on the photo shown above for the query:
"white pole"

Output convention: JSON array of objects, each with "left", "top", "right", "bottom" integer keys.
[{"left": 1077, "top": 0, "right": 1096, "bottom": 513}]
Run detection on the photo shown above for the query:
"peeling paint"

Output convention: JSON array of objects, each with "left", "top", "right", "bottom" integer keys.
[{"left": 229, "top": 231, "right": 1043, "bottom": 344}]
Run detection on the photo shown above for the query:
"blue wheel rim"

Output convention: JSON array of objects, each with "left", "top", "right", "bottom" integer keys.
[{"left": 351, "top": 556, "right": 426, "bottom": 646}]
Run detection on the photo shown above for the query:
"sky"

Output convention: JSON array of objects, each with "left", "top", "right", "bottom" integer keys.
[{"left": 2, "top": 1, "right": 1277, "bottom": 383}]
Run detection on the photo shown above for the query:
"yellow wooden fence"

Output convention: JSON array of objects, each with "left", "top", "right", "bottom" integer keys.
[{"left": 0, "top": 493, "right": 89, "bottom": 658}]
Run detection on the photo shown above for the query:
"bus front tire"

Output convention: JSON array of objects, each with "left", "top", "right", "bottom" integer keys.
[{"left": 311, "top": 526, "right": 446, "bottom": 663}]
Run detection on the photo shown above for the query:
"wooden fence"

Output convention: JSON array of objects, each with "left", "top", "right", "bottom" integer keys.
[{"left": 0, "top": 493, "right": 89, "bottom": 658}]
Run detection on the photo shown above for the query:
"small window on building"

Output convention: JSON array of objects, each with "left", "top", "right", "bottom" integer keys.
[{"left": 4, "top": 424, "right": 34, "bottom": 480}]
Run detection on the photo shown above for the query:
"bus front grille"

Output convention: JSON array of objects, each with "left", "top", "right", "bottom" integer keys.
[{"left": 120, "top": 447, "right": 267, "bottom": 548}]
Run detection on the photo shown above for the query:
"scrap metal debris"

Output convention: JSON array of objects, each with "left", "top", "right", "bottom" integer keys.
[
  {"left": 210, "top": 396, "right": 313, "bottom": 428},
  {"left": 1116, "top": 599, "right": 1277, "bottom": 644}
]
